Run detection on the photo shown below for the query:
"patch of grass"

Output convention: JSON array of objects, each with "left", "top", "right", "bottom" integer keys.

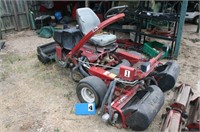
[
  {"left": 64, "top": 91, "right": 73, "bottom": 101},
  {"left": 5, "top": 123, "right": 12, "bottom": 128},
  {"left": 54, "top": 128, "right": 59, "bottom": 132},
  {"left": 11, "top": 64, "right": 29, "bottom": 73},
  {"left": 70, "top": 104, "right": 75, "bottom": 114},
  {"left": 6, "top": 54, "right": 25, "bottom": 64},
  {"left": 33, "top": 61, "right": 45, "bottom": 69},
  {"left": 53, "top": 80, "right": 65, "bottom": 88},
  {"left": 189, "top": 38, "right": 200, "bottom": 43},
  {"left": 29, "top": 52, "right": 37, "bottom": 59},
  {"left": 0, "top": 71, "right": 9, "bottom": 81}
]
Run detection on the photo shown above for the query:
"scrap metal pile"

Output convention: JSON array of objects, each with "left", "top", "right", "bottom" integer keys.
[{"left": 36, "top": 6, "right": 199, "bottom": 131}]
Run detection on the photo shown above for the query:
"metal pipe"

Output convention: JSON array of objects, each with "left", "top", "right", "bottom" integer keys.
[{"left": 174, "top": 0, "right": 188, "bottom": 58}]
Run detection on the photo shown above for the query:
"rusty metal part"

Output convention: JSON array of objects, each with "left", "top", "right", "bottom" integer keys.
[
  {"left": 160, "top": 109, "right": 183, "bottom": 132},
  {"left": 160, "top": 84, "right": 195, "bottom": 132},
  {"left": 186, "top": 97, "right": 200, "bottom": 131},
  {"left": 170, "top": 84, "right": 193, "bottom": 113}
]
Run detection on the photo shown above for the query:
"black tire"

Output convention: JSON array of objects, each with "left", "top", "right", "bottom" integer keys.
[
  {"left": 194, "top": 16, "right": 199, "bottom": 25},
  {"left": 76, "top": 76, "right": 107, "bottom": 107}
]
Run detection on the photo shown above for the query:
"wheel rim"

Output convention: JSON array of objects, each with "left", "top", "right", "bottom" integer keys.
[{"left": 81, "top": 87, "right": 95, "bottom": 103}]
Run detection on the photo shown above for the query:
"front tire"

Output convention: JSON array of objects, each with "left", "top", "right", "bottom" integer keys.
[{"left": 76, "top": 76, "right": 107, "bottom": 107}]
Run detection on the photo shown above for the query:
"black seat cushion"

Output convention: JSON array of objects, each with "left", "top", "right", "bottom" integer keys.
[{"left": 53, "top": 27, "right": 82, "bottom": 50}]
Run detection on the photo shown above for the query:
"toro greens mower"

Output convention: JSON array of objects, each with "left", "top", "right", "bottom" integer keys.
[{"left": 37, "top": 6, "right": 180, "bottom": 131}]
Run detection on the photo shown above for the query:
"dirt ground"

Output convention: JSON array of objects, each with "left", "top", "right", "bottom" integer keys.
[{"left": 0, "top": 24, "right": 200, "bottom": 132}]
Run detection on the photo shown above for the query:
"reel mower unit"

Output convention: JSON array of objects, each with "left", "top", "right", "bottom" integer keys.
[{"left": 36, "top": 6, "right": 181, "bottom": 131}]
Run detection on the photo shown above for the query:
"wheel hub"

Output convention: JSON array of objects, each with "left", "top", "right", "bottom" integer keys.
[{"left": 81, "top": 87, "right": 95, "bottom": 103}]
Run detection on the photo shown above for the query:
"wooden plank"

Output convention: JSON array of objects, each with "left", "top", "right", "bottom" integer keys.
[
  {"left": 17, "top": 12, "right": 26, "bottom": 15},
  {"left": 24, "top": 1, "right": 30, "bottom": 28},
  {"left": 1, "top": 14, "right": 14, "bottom": 17},
  {"left": 0, "top": 0, "right": 28, "bottom": 32},
  {"left": 1, "top": 0, "right": 17, "bottom": 31},
  {"left": 3, "top": 0, "right": 9, "bottom": 13},
  {"left": 11, "top": 0, "right": 20, "bottom": 31},
  {"left": 1, "top": 26, "right": 15, "bottom": 31},
  {"left": 17, "top": 1, "right": 29, "bottom": 29}
]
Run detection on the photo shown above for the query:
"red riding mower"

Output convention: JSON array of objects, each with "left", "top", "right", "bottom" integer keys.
[{"left": 37, "top": 6, "right": 180, "bottom": 131}]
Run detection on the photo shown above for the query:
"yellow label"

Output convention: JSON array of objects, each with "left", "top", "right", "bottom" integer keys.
[{"left": 109, "top": 73, "right": 117, "bottom": 78}]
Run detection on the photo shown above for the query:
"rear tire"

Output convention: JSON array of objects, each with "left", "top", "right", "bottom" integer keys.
[{"left": 76, "top": 76, "right": 107, "bottom": 107}]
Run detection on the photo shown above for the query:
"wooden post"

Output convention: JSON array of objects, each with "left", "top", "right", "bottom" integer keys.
[
  {"left": 24, "top": 1, "right": 30, "bottom": 29},
  {"left": 197, "top": 0, "right": 200, "bottom": 33}
]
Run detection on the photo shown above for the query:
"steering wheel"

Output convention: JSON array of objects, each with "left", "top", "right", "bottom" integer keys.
[{"left": 104, "top": 5, "right": 128, "bottom": 19}]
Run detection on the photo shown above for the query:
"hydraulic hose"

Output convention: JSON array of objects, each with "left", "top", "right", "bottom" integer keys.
[
  {"left": 144, "top": 76, "right": 158, "bottom": 86},
  {"left": 100, "top": 80, "right": 116, "bottom": 115},
  {"left": 107, "top": 80, "right": 117, "bottom": 122},
  {"left": 78, "top": 57, "right": 90, "bottom": 77}
]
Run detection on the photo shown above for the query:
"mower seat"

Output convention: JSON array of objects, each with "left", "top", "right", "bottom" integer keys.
[{"left": 76, "top": 7, "right": 117, "bottom": 47}]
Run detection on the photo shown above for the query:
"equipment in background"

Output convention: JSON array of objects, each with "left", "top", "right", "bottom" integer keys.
[
  {"left": 35, "top": 15, "right": 51, "bottom": 29},
  {"left": 185, "top": 97, "right": 200, "bottom": 131},
  {"left": 160, "top": 84, "right": 200, "bottom": 132}
]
